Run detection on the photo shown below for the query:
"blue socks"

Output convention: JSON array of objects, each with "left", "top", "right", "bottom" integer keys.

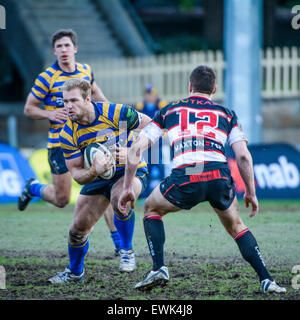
[
  {"left": 113, "top": 210, "right": 135, "bottom": 250},
  {"left": 68, "top": 237, "right": 89, "bottom": 276},
  {"left": 29, "top": 182, "right": 46, "bottom": 199},
  {"left": 67, "top": 210, "right": 135, "bottom": 276},
  {"left": 110, "top": 230, "right": 121, "bottom": 253}
]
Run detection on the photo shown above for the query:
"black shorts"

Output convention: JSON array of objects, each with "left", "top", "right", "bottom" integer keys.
[
  {"left": 48, "top": 147, "right": 69, "bottom": 175},
  {"left": 80, "top": 168, "right": 149, "bottom": 200},
  {"left": 160, "top": 167, "right": 236, "bottom": 210}
]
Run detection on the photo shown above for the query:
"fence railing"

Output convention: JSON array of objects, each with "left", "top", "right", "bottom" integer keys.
[{"left": 91, "top": 46, "right": 300, "bottom": 104}]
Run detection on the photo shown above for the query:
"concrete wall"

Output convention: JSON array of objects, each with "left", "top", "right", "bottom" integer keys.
[{"left": 262, "top": 98, "right": 300, "bottom": 151}]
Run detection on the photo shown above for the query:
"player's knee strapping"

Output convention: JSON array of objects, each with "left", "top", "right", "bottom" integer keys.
[
  {"left": 68, "top": 230, "right": 87, "bottom": 245},
  {"left": 68, "top": 231, "right": 89, "bottom": 276},
  {"left": 143, "top": 215, "right": 165, "bottom": 271}
]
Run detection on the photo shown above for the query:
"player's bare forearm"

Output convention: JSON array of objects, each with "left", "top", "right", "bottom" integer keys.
[
  {"left": 24, "top": 93, "right": 68, "bottom": 122},
  {"left": 236, "top": 151, "right": 256, "bottom": 195},
  {"left": 124, "top": 135, "right": 151, "bottom": 189},
  {"left": 124, "top": 146, "right": 140, "bottom": 190},
  {"left": 24, "top": 101, "right": 50, "bottom": 120},
  {"left": 66, "top": 158, "right": 97, "bottom": 185},
  {"left": 70, "top": 166, "right": 97, "bottom": 185},
  {"left": 67, "top": 153, "right": 113, "bottom": 185},
  {"left": 231, "top": 141, "right": 259, "bottom": 217},
  {"left": 26, "top": 106, "right": 64, "bottom": 122},
  {"left": 232, "top": 141, "right": 256, "bottom": 195},
  {"left": 119, "top": 145, "right": 141, "bottom": 215},
  {"left": 240, "top": 157, "right": 259, "bottom": 217}
]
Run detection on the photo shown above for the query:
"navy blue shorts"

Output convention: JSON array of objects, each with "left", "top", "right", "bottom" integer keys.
[
  {"left": 48, "top": 147, "right": 69, "bottom": 175},
  {"left": 80, "top": 168, "right": 149, "bottom": 200},
  {"left": 160, "top": 166, "right": 236, "bottom": 210}
]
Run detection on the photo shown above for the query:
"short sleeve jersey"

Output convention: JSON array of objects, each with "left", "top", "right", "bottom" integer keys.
[{"left": 141, "top": 96, "right": 247, "bottom": 169}]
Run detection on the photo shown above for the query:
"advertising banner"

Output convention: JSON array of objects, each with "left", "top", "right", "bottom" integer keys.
[
  {"left": 1, "top": 143, "right": 299, "bottom": 204},
  {"left": 227, "top": 143, "right": 300, "bottom": 199},
  {"left": 0, "top": 143, "right": 36, "bottom": 203}
]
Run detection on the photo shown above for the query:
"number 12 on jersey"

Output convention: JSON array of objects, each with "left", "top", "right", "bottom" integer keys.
[{"left": 177, "top": 109, "right": 218, "bottom": 139}]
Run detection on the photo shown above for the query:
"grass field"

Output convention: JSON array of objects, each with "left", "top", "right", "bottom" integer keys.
[{"left": 0, "top": 200, "right": 300, "bottom": 301}]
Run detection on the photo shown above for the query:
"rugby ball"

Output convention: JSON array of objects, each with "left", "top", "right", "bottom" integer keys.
[{"left": 84, "top": 142, "right": 116, "bottom": 179}]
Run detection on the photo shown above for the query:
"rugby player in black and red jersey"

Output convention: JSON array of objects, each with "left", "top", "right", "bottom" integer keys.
[{"left": 118, "top": 65, "right": 286, "bottom": 294}]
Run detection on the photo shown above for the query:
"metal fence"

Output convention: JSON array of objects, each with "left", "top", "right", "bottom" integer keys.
[{"left": 91, "top": 46, "right": 300, "bottom": 104}]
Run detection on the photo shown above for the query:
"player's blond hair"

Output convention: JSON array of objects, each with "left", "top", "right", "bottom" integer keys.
[{"left": 62, "top": 78, "right": 91, "bottom": 100}]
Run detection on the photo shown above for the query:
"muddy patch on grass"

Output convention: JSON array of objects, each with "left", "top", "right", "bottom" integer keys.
[{"left": 0, "top": 251, "right": 298, "bottom": 300}]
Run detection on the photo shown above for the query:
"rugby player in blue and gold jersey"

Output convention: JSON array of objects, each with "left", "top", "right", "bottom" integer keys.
[
  {"left": 18, "top": 29, "right": 122, "bottom": 255},
  {"left": 47, "top": 78, "right": 151, "bottom": 283}
]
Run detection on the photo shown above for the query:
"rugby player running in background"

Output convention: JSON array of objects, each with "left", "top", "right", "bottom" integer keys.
[
  {"left": 118, "top": 65, "right": 286, "bottom": 294},
  {"left": 18, "top": 29, "right": 121, "bottom": 255}
]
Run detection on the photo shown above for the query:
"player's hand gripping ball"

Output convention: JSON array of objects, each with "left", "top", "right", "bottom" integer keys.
[{"left": 84, "top": 142, "right": 116, "bottom": 179}]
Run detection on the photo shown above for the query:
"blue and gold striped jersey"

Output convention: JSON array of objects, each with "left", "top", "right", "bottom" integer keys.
[
  {"left": 59, "top": 101, "right": 147, "bottom": 173},
  {"left": 31, "top": 60, "right": 94, "bottom": 149}
]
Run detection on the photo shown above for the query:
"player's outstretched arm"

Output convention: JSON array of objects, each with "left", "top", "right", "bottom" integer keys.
[
  {"left": 231, "top": 141, "right": 259, "bottom": 217},
  {"left": 118, "top": 134, "right": 151, "bottom": 215},
  {"left": 24, "top": 93, "right": 68, "bottom": 123}
]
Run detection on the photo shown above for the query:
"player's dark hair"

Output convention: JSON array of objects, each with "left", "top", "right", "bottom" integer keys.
[
  {"left": 189, "top": 65, "right": 216, "bottom": 94},
  {"left": 51, "top": 29, "right": 77, "bottom": 47}
]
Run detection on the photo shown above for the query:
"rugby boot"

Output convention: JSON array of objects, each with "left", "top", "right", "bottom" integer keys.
[
  {"left": 261, "top": 279, "right": 286, "bottom": 293},
  {"left": 18, "top": 178, "right": 38, "bottom": 211},
  {"left": 135, "top": 266, "right": 169, "bottom": 291},
  {"left": 119, "top": 249, "right": 136, "bottom": 272},
  {"left": 47, "top": 267, "right": 84, "bottom": 284}
]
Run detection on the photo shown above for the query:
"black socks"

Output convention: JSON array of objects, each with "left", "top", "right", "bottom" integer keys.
[
  {"left": 235, "top": 229, "right": 273, "bottom": 282},
  {"left": 143, "top": 216, "right": 165, "bottom": 271}
]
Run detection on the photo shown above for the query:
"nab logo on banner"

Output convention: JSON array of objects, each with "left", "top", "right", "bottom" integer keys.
[
  {"left": 228, "top": 144, "right": 300, "bottom": 199},
  {"left": 0, "top": 143, "right": 36, "bottom": 203}
]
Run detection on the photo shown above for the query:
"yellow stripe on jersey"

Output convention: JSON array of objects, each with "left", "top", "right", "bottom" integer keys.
[
  {"left": 101, "top": 103, "right": 110, "bottom": 119},
  {"left": 47, "top": 66, "right": 58, "bottom": 74},
  {"left": 44, "top": 105, "right": 58, "bottom": 111},
  {"left": 49, "top": 86, "right": 64, "bottom": 94},
  {"left": 37, "top": 71, "right": 52, "bottom": 85},
  {"left": 35, "top": 78, "right": 49, "bottom": 93},
  {"left": 113, "top": 104, "right": 124, "bottom": 125},
  {"left": 31, "top": 88, "right": 47, "bottom": 100},
  {"left": 98, "top": 103, "right": 121, "bottom": 129}
]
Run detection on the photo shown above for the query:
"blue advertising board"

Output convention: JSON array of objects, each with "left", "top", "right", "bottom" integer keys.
[
  {"left": 0, "top": 143, "right": 37, "bottom": 203},
  {"left": 227, "top": 143, "right": 300, "bottom": 199}
]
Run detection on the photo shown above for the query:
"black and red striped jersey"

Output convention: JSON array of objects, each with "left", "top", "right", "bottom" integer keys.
[{"left": 141, "top": 95, "right": 247, "bottom": 169}]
